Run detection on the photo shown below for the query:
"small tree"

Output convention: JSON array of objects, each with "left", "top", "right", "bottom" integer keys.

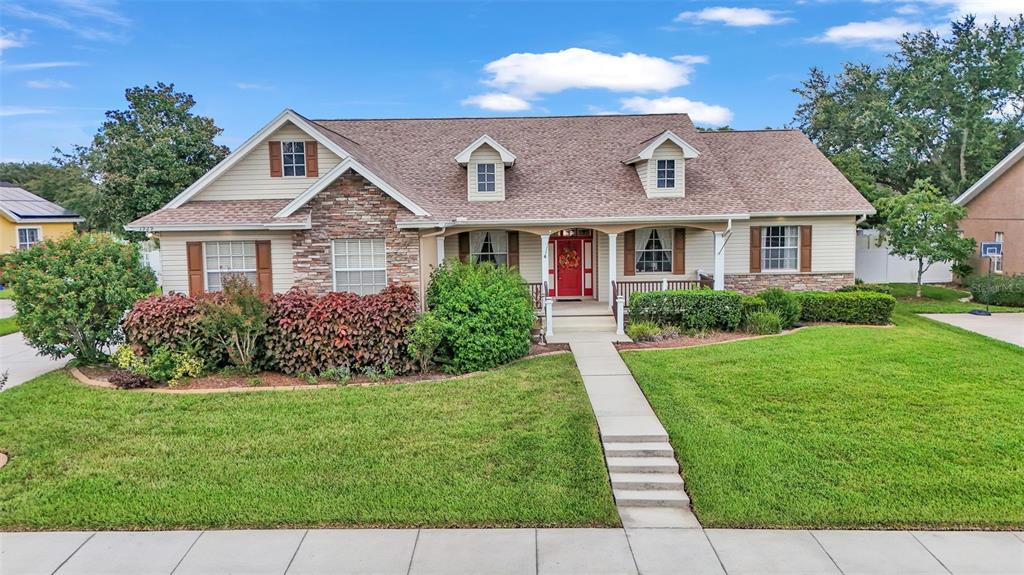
[
  {"left": 196, "top": 275, "right": 268, "bottom": 373},
  {"left": 876, "top": 179, "right": 975, "bottom": 298},
  {"left": 0, "top": 233, "right": 157, "bottom": 363}
]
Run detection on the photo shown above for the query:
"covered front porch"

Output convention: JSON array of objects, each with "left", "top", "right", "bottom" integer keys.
[{"left": 425, "top": 222, "right": 729, "bottom": 336}]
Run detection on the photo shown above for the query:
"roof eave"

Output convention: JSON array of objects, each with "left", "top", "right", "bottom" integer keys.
[{"left": 954, "top": 140, "right": 1024, "bottom": 206}]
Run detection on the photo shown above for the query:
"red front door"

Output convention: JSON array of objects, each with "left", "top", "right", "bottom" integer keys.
[{"left": 555, "top": 240, "right": 583, "bottom": 297}]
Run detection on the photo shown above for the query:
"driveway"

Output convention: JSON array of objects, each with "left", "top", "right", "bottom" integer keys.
[
  {"left": 0, "top": 299, "right": 14, "bottom": 319},
  {"left": 921, "top": 313, "right": 1024, "bottom": 347},
  {"left": 0, "top": 332, "right": 68, "bottom": 390}
]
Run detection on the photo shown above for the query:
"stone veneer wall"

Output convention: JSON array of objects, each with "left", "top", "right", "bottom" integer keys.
[
  {"left": 725, "top": 273, "right": 854, "bottom": 294},
  {"left": 292, "top": 171, "right": 421, "bottom": 295}
]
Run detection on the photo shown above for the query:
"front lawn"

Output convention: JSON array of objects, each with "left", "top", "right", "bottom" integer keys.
[
  {"left": 0, "top": 353, "right": 619, "bottom": 530},
  {"left": 0, "top": 316, "right": 16, "bottom": 337},
  {"left": 880, "top": 282, "right": 1021, "bottom": 313},
  {"left": 623, "top": 309, "right": 1024, "bottom": 529}
]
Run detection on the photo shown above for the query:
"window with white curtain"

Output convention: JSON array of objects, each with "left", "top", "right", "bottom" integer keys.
[
  {"left": 470, "top": 230, "right": 508, "bottom": 265},
  {"left": 333, "top": 238, "right": 387, "bottom": 295},
  {"left": 204, "top": 241, "right": 257, "bottom": 291},
  {"left": 761, "top": 226, "right": 799, "bottom": 271},
  {"left": 635, "top": 228, "right": 672, "bottom": 273}
]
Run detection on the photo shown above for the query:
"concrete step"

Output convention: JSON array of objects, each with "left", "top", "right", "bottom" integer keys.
[
  {"left": 600, "top": 431, "right": 670, "bottom": 444},
  {"left": 613, "top": 488, "right": 690, "bottom": 508},
  {"left": 606, "top": 456, "right": 679, "bottom": 474},
  {"left": 603, "top": 441, "right": 674, "bottom": 458},
  {"left": 551, "top": 316, "right": 616, "bottom": 331},
  {"left": 610, "top": 472, "right": 685, "bottom": 490}
]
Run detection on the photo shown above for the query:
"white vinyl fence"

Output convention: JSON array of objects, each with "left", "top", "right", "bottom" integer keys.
[
  {"left": 856, "top": 229, "right": 952, "bottom": 284},
  {"left": 138, "top": 241, "right": 162, "bottom": 286}
]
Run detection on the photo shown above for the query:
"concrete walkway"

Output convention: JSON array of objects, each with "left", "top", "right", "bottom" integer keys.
[
  {"left": 921, "top": 313, "right": 1024, "bottom": 347},
  {"left": 0, "top": 299, "right": 15, "bottom": 319},
  {"left": 3, "top": 528, "right": 1022, "bottom": 574},
  {"left": 0, "top": 332, "right": 68, "bottom": 390}
]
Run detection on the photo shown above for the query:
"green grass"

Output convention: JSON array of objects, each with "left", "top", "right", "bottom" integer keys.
[
  {"left": 0, "top": 316, "right": 16, "bottom": 336},
  {"left": 0, "top": 289, "right": 12, "bottom": 300},
  {"left": 623, "top": 308, "right": 1024, "bottom": 529},
  {"left": 0, "top": 353, "right": 618, "bottom": 530},
  {"left": 878, "top": 282, "right": 1021, "bottom": 313}
]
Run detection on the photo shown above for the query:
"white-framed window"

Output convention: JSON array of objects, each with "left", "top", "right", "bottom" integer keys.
[
  {"left": 204, "top": 241, "right": 257, "bottom": 291},
  {"left": 282, "top": 141, "right": 306, "bottom": 177},
  {"left": 477, "top": 163, "right": 496, "bottom": 192},
  {"left": 16, "top": 227, "right": 41, "bottom": 250},
  {"left": 994, "top": 231, "right": 1004, "bottom": 273},
  {"left": 635, "top": 228, "right": 672, "bottom": 273},
  {"left": 656, "top": 159, "right": 675, "bottom": 188},
  {"left": 761, "top": 226, "right": 800, "bottom": 271},
  {"left": 333, "top": 238, "right": 387, "bottom": 295},
  {"left": 470, "top": 230, "right": 508, "bottom": 265}
]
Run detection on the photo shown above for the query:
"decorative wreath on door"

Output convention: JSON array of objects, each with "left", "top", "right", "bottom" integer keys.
[{"left": 558, "top": 247, "right": 581, "bottom": 270}]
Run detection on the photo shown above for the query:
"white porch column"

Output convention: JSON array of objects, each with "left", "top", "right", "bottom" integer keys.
[
  {"left": 713, "top": 231, "right": 726, "bottom": 291},
  {"left": 541, "top": 233, "right": 552, "bottom": 338},
  {"left": 435, "top": 236, "right": 445, "bottom": 266},
  {"left": 607, "top": 232, "right": 618, "bottom": 309}
]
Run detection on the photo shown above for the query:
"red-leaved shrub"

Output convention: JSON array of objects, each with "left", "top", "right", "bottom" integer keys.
[
  {"left": 264, "top": 285, "right": 418, "bottom": 375},
  {"left": 122, "top": 292, "right": 225, "bottom": 366}
]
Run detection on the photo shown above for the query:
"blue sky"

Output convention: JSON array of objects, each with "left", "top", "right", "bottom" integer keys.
[{"left": 0, "top": 0, "right": 1019, "bottom": 162}]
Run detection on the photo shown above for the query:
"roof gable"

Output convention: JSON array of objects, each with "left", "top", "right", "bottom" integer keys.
[
  {"left": 624, "top": 130, "right": 700, "bottom": 164},
  {"left": 955, "top": 140, "right": 1024, "bottom": 206},
  {"left": 455, "top": 134, "right": 516, "bottom": 166}
]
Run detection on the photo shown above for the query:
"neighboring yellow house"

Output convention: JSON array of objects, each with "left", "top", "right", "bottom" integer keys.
[{"left": 0, "top": 183, "right": 82, "bottom": 254}]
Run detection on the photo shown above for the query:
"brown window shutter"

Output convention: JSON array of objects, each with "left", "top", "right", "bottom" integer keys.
[
  {"left": 305, "top": 141, "right": 318, "bottom": 177},
  {"left": 458, "top": 232, "right": 470, "bottom": 262},
  {"left": 800, "top": 226, "right": 812, "bottom": 273},
  {"left": 623, "top": 230, "right": 635, "bottom": 276},
  {"left": 255, "top": 240, "right": 273, "bottom": 295},
  {"left": 749, "top": 226, "right": 762, "bottom": 273},
  {"left": 673, "top": 228, "right": 685, "bottom": 274},
  {"left": 186, "top": 242, "right": 204, "bottom": 296},
  {"left": 269, "top": 141, "right": 282, "bottom": 177},
  {"left": 507, "top": 231, "right": 519, "bottom": 268}
]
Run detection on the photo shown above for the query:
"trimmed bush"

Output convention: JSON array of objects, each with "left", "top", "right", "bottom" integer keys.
[
  {"left": 796, "top": 291, "right": 896, "bottom": 324},
  {"left": 746, "top": 310, "right": 782, "bottom": 335},
  {"left": 836, "top": 284, "right": 894, "bottom": 296},
  {"left": 969, "top": 274, "right": 1024, "bottom": 307},
  {"left": 112, "top": 345, "right": 203, "bottom": 387},
  {"left": 759, "top": 287, "right": 801, "bottom": 329},
  {"left": 0, "top": 233, "right": 156, "bottom": 363},
  {"left": 123, "top": 292, "right": 224, "bottom": 368},
  {"left": 426, "top": 260, "right": 536, "bottom": 374},
  {"left": 264, "top": 285, "right": 419, "bottom": 375},
  {"left": 629, "top": 289, "right": 744, "bottom": 331},
  {"left": 407, "top": 311, "right": 444, "bottom": 373},
  {"left": 625, "top": 320, "right": 663, "bottom": 342},
  {"left": 741, "top": 295, "right": 766, "bottom": 320}
]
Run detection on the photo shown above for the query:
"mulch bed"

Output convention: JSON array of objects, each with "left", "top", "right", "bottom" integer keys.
[
  {"left": 77, "top": 342, "right": 571, "bottom": 392},
  {"left": 615, "top": 330, "right": 761, "bottom": 351}
]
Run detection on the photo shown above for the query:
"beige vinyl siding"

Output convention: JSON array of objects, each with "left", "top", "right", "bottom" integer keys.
[
  {"left": 643, "top": 142, "right": 685, "bottom": 198},
  {"left": 159, "top": 231, "right": 295, "bottom": 294},
  {"left": 193, "top": 124, "right": 342, "bottom": 201},
  {"left": 442, "top": 231, "right": 541, "bottom": 283},
  {"left": 727, "top": 216, "right": 857, "bottom": 274},
  {"left": 596, "top": 230, "right": 707, "bottom": 302},
  {"left": 467, "top": 144, "right": 505, "bottom": 201}
]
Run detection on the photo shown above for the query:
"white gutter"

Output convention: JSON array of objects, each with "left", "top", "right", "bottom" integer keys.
[
  {"left": 123, "top": 221, "right": 312, "bottom": 233},
  {"left": 396, "top": 214, "right": 750, "bottom": 229}
]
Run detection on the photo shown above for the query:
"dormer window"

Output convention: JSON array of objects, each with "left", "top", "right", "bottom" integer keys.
[
  {"left": 477, "top": 163, "right": 496, "bottom": 192},
  {"left": 657, "top": 159, "right": 675, "bottom": 188},
  {"left": 282, "top": 141, "right": 306, "bottom": 177}
]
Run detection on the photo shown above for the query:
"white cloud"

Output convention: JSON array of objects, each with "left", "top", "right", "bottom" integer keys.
[
  {"left": 235, "top": 82, "right": 274, "bottom": 90},
  {"left": 812, "top": 18, "right": 925, "bottom": 47},
  {"left": 461, "top": 93, "right": 532, "bottom": 112},
  {"left": 675, "top": 7, "right": 794, "bottom": 27},
  {"left": 620, "top": 96, "right": 733, "bottom": 125},
  {"left": 0, "top": 29, "right": 27, "bottom": 53},
  {"left": 924, "top": 0, "right": 1022, "bottom": 21},
  {"left": 26, "top": 79, "right": 72, "bottom": 89},
  {"left": 3, "top": 1, "right": 130, "bottom": 42},
  {"left": 0, "top": 105, "right": 54, "bottom": 117},
  {"left": 894, "top": 4, "right": 922, "bottom": 14},
  {"left": 479, "top": 48, "right": 707, "bottom": 98},
  {"left": 2, "top": 61, "right": 84, "bottom": 72}
]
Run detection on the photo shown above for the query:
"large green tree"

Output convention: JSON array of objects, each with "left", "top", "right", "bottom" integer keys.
[
  {"left": 876, "top": 179, "right": 975, "bottom": 297},
  {"left": 794, "top": 16, "right": 1024, "bottom": 200},
  {"left": 57, "top": 83, "right": 228, "bottom": 236}
]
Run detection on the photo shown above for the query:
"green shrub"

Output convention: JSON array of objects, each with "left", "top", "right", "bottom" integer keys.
[
  {"left": 426, "top": 260, "right": 536, "bottom": 374},
  {"left": 630, "top": 289, "right": 744, "bottom": 331},
  {"left": 626, "top": 320, "right": 663, "bottom": 342},
  {"left": 741, "top": 295, "right": 766, "bottom": 319},
  {"left": 836, "top": 284, "right": 894, "bottom": 296},
  {"left": 796, "top": 291, "right": 896, "bottom": 324},
  {"left": 196, "top": 275, "right": 269, "bottom": 373},
  {"left": 746, "top": 310, "right": 782, "bottom": 335},
  {"left": 108, "top": 369, "right": 155, "bottom": 389},
  {"left": 112, "top": 345, "right": 203, "bottom": 387},
  {"left": 969, "top": 274, "right": 1024, "bottom": 307},
  {"left": 0, "top": 233, "right": 156, "bottom": 363},
  {"left": 320, "top": 366, "right": 351, "bottom": 384},
  {"left": 407, "top": 311, "right": 445, "bottom": 373},
  {"left": 758, "top": 288, "right": 801, "bottom": 329}
]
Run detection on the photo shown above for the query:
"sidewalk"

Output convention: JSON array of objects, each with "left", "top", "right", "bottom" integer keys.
[
  {"left": 0, "top": 332, "right": 67, "bottom": 390},
  {"left": 3, "top": 527, "right": 1022, "bottom": 574}
]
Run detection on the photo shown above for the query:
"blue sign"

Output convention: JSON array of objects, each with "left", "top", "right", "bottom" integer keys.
[{"left": 980, "top": 241, "right": 1003, "bottom": 257}]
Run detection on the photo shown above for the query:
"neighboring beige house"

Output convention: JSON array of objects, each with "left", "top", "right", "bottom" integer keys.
[
  {"left": 127, "top": 110, "right": 873, "bottom": 328},
  {"left": 954, "top": 141, "right": 1024, "bottom": 276}
]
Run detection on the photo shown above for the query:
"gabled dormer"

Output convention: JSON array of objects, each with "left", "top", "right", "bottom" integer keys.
[
  {"left": 455, "top": 134, "right": 516, "bottom": 202},
  {"left": 623, "top": 130, "right": 700, "bottom": 198}
]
